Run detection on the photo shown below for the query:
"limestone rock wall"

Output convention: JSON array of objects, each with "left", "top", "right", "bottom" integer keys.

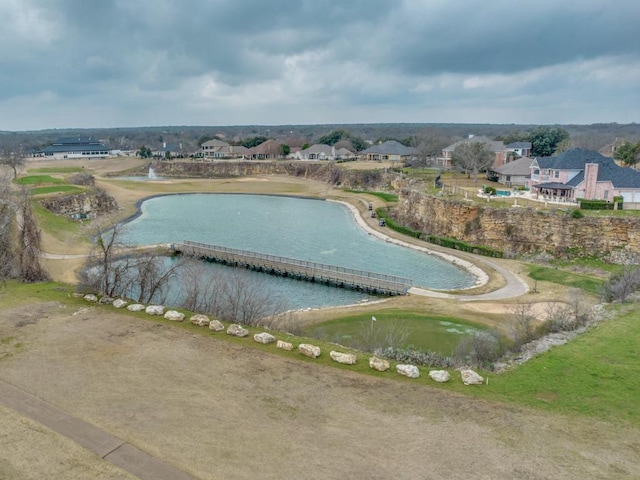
[
  {"left": 40, "top": 190, "right": 118, "bottom": 219},
  {"left": 151, "top": 161, "right": 391, "bottom": 190},
  {"left": 393, "top": 189, "right": 640, "bottom": 259}
]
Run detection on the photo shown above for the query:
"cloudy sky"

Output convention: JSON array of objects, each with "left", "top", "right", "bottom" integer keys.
[{"left": 1, "top": 0, "right": 639, "bottom": 131}]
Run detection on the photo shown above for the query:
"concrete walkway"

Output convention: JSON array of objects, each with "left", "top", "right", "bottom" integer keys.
[{"left": 0, "top": 379, "right": 198, "bottom": 480}]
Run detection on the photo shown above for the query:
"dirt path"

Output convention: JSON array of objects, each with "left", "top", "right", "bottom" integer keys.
[{"left": 1, "top": 301, "right": 638, "bottom": 480}]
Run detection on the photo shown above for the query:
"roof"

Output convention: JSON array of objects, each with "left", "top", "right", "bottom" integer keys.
[
  {"left": 492, "top": 156, "right": 533, "bottom": 176},
  {"left": 536, "top": 148, "right": 640, "bottom": 189},
  {"left": 301, "top": 144, "right": 334, "bottom": 155},
  {"left": 53, "top": 136, "right": 101, "bottom": 146},
  {"left": 249, "top": 139, "right": 282, "bottom": 155},
  {"left": 506, "top": 142, "right": 532, "bottom": 149},
  {"left": 202, "top": 139, "right": 229, "bottom": 148},
  {"left": 443, "top": 136, "right": 506, "bottom": 153},
  {"left": 361, "top": 140, "right": 417, "bottom": 156},
  {"left": 38, "top": 137, "right": 108, "bottom": 154},
  {"left": 536, "top": 182, "right": 574, "bottom": 190}
]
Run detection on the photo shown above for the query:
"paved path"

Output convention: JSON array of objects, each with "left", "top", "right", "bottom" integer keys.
[
  {"left": 0, "top": 379, "right": 198, "bottom": 480},
  {"left": 409, "top": 256, "right": 529, "bottom": 301}
]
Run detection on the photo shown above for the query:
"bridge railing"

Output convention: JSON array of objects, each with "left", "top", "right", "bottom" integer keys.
[{"left": 177, "top": 240, "right": 412, "bottom": 291}]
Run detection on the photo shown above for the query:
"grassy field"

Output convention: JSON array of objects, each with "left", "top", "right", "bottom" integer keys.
[
  {"left": 30, "top": 201, "right": 83, "bottom": 240},
  {"left": 304, "top": 310, "right": 484, "bottom": 355},
  {"left": 30, "top": 185, "right": 85, "bottom": 195},
  {"left": 528, "top": 264, "right": 604, "bottom": 296},
  {"left": 27, "top": 167, "right": 84, "bottom": 174},
  {"left": 3, "top": 280, "right": 639, "bottom": 427},
  {"left": 15, "top": 175, "right": 65, "bottom": 185},
  {"left": 466, "top": 304, "right": 640, "bottom": 424},
  {"left": 343, "top": 189, "right": 398, "bottom": 202}
]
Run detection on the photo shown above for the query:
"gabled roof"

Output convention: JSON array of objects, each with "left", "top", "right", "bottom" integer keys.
[
  {"left": 361, "top": 140, "right": 417, "bottom": 156},
  {"left": 202, "top": 139, "right": 229, "bottom": 148},
  {"left": 250, "top": 139, "right": 282, "bottom": 155},
  {"left": 492, "top": 156, "right": 533, "bottom": 176},
  {"left": 537, "top": 148, "right": 609, "bottom": 170},
  {"left": 506, "top": 142, "right": 532, "bottom": 149},
  {"left": 301, "top": 144, "right": 334, "bottom": 155},
  {"left": 536, "top": 148, "right": 640, "bottom": 189},
  {"left": 443, "top": 136, "right": 506, "bottom": 153}
]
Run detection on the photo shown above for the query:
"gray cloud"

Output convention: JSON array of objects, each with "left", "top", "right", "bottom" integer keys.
[{"left": 0, "top": 0, "right": 638, "bottom": 130}]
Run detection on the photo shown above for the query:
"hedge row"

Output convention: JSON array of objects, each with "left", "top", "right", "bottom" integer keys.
[
  {"left": 578, "top": 198, "right": 623, "bottom": 210},
  {"left": 375, "top": 208, "right": 504, "bottom": 258}
]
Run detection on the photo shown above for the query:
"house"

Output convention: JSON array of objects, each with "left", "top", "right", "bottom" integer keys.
[
  {"left": 248, "top": 139, "right": 283, "bottom": 159},
  {"left": 292, "top": 144, "right": 355, "bottom": 161},
  {"left": 438, "top": 135, "right": 508, "bottom": 169},
  {"left": 294, "top": 144, "right": 335, "bottom": 160},
  {"left": 506, "top": 142, "right": 532, "bottom": 158},
  {"left": 201, "top": 139, "right": 249, "bottom": 159},
  {"left": 489, "top": 156, "right": 532, "bottom": 187},
  {"left": 34, "top": 137, "right": 111, "bottom": 159},
  {"left": 153, "top": 142, "right": 185, "bottom": 158},
  {"left": 360, "top": 140, "right": 417, "bottom": 162},
  {"left": 530, "top": 148, "right": 640, "bottom": 207}
]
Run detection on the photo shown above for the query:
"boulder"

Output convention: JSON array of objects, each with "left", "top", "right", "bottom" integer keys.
[
  {"left": 127, "top": 304, "right": 146, "bottom": 312},
  {"left": 83, "top": 294, "right": 98, "bottom": 302},
  {"left": 164, "top": 310, "right": 185, "bottom": 322},
  {"left": 112, "top": 299, "right": 128, "bottom": 309},
  {"left": 276, "top": 340, "right": 294, "bottom": 351},
  {"left": 99, "top": 296, "right": 114, "bottom": 305},
  {"left": 208, "top": 319, "right": 225, "bottom": 332},
  {"left": 396, "top": 364, "right": 420, "bottom": 379},
  {"left": 428, "top": 370, "right": 450, "bottom": 383},
  {"left": 369, "top": 356, "right": 390, "bottom": 372},
  {"left": 254, "top": 332, "right": 276, "bottom": 345},
  {"left": 227, "top": 324, "right": 249, "bottom": 337},
  {"left": 145, "top": 305, "right": 165, "bottom": 316},
  {"left": 330, "top": 351, "right": 357, "bottom": 365},
  {"left": 461, "top": 369, "right": 484, "bottom": 385},
  {"left": 298, "top": 343, "right": 321, "bottom": 358},
  {"left": 189, "top": 314, "right": 210, "bottom": 327}
]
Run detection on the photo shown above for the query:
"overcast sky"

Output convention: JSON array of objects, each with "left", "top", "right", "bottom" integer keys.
[{"left": 1, "top": 0, "right": 639, "bottom": 131}]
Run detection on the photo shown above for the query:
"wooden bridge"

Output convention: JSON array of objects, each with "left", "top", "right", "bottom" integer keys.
[{"left": 172, "top": 240, "right": 412, "bottom": 295}]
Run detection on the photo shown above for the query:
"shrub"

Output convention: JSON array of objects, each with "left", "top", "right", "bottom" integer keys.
[
  {"left": 571, "top": 209, "right": 584, "bottom": 218},
  {"left": 379, "top": 346, "right": 454, "bottom": 369},
  {"left": 454, "top": 330, "right": 506, "bottom": 367}
]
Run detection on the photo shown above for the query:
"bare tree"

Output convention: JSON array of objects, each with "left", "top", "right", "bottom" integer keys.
[
  {"left": 0, "top": 148, "right": 25, "bottom": 179},
  {"left": 451, "top": 141, "right": 495, "bottom": 185},
  {"left": 16, "top": 189, "right": 48, "bottom": 282},
  {"left": 412, "top": 128, "right": 452, "bottom": 167},
  {"left": 508, "top": 303, "right": 538, "bottom": 348},
  {"left": 601, "top": 266, "right": 640, "bottom": 303},
  {"left": 0, "top": 173, "right": 47, "bottom": 284}
]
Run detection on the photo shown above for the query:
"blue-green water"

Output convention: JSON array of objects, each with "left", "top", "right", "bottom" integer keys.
[{"left": 120, "top": 194, "right": 475, "bottom": 310}]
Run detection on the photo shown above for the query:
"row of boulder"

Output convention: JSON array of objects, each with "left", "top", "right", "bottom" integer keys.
[{"left": 82, "top": 294, "right": 485, "bottom": 385}]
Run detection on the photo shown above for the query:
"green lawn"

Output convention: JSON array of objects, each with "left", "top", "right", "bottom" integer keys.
[
  {"left": 27, "top": 167, "right": 84, "bottom": 174},
  {"left": 15, "top": 175, "right": 66, "bottom": 185},
  {"left": 303, "top": 311, "right": 484, "bottom": 355},
  {"left": 31, "top": 201, "right": 82, "bottom": 238},
  {"left": 528, "top": 265, "right": 604, "bottom": 296},
  {"left": 464, "top": 305, "right": 640, "bottom": 424},
  {"left": 344, "top": 189, "right": 398, "bottom": 202},
  {"left": 30, "top": 186, "right": 85, "bottom": 196}
]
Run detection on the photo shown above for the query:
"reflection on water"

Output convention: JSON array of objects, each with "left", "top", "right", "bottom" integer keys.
[{"left": 121, "top": 194, "right": 476, "bottom": 310}]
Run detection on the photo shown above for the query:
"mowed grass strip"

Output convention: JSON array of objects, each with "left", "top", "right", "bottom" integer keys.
[
  {"left": 31, "top": 201, "right": 82, "bottom": 237},
  {"left": 27, "top": 167, "right": 84, "bottom": 174},
  {"left": 528, "top": 265, "right": 604, "bottom": 296},
  {"left": 344, "top": 189, "right": 398, "bottom": 202},
  {"left": 15, "top": 175, "right": 65, "bottom": 185},
  {"left": 303, "top": 311, "right": 484, "bottom": 355},
  {"left": 30, "top": 186, "right": 85, "bottom": 196}
]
